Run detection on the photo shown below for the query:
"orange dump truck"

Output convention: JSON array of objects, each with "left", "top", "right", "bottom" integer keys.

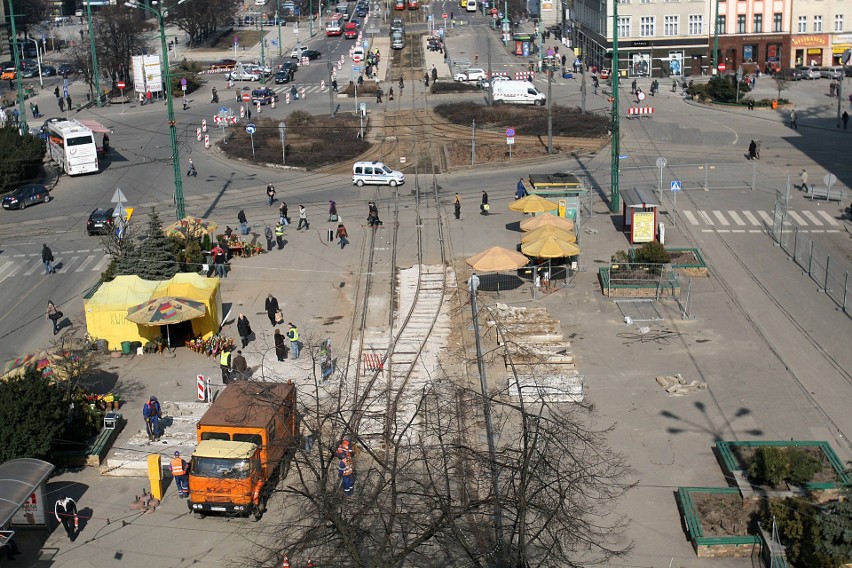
[{"left": 187, "top": 381, "right": 296, "bottom": 521}]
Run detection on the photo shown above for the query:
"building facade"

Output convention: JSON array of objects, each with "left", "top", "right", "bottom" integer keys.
[
  {"left": 791, "top": 0, "right": 850, "bottom": 67},
  {"left": 714, "top": 0, "right": 793, "bottom": 73},
  {"left": 0, "top": 0, "right": 9, "bottom": 60}
]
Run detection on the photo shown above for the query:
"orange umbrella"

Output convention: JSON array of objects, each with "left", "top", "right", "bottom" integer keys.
[
  {"left": 520, "top": 212, "right": 575, "bottom": 232},
  {"left": 466, "top": 246, "right": 530, "bottom": 272},
  {"left": 521, "top": 235, "right": 580, "bottom": 258},
  {"left": 520, "top": 225, "right": 577, "bottom": 244},
  {"left": 508, "top": 194, "right": 559, "bottom": 213}
]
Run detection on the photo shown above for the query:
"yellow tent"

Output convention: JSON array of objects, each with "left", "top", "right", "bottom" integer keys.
[{"left": 84, "top": 273, "right": 222, "bottom": 350}]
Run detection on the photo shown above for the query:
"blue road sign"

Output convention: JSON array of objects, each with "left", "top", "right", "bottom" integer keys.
[
  {"left": 246, "top": 123, "right": 257, "bottom": 134},
  {"left": 63, "top": 78, "right": 68, "bottom": 87},
  {"left": 618, "top": 154, "right": 629, "bottom": 160},
  {"left": 505, "top": 128, "right": 515, "bottom": 137},
  {"left": 670, "top": 180, "right": 682, "bottom": 192},
  {"left": 219, "top": 106, "right": 230, "bottom": 113},
  {"left": 63, "top": 86, "right": 68, "bottom": 97},
  {"left": 294, "top": 7, "right": 300, "bottom": 15},
  {"left": 271, "top": 39, "right": 278, "bottom": 46}
]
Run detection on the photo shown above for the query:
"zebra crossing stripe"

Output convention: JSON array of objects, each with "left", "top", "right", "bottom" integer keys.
[
  {"left": 757, "top": 210, "right": 772, "bottom": 224},
  {"left": 56, "top": 256, "right": 78, "bottom": 274},
  {"left": 683, "top": 210, "right": 699, "bottom": 225},
  {"left": 816, "top": 210, "right": 840, "bottom": 225},
  {"left": 743, "top": 211, "right": 760, "bottom": 225},
  {"left": 787, "top": 211, "right": 807, "bottom": 225},
  {"left": 712, "top": 211, "right": 730, "bottom": 225},
  {"left": 0, "top": 261, "right": 17, "bottom": 282},
  {"left": 24, "top": 262, "right": 41, "bottom": 276},
  {"left": 698, "top": 211, "right": 714, "bottom": 225},
  {"left": 728, "top": 211, "right": 746, "bottom": 226},
  {"left": 800, "top": 211, "right": 823, "bottom": 226},
  {"left": 75, "top": 255, "right": 97, "bottom": 272},
  {"left": 92, "top": 255, "right": 112, "bottom": 272}
]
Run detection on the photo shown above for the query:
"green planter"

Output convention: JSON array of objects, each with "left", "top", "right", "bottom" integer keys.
[{"left": 677, "top": 487, "right": 761, "bottom": 558}]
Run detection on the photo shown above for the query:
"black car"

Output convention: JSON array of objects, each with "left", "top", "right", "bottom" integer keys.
[
  {"left": 302, "top": 49, "right": 321, "bottom": 61},
  {"left": 21, "top": 67, "right": 39, "bottom": 78},
  {"left": 2, "top": 184, "right": 51, "bottom": 210},
  {"left": 356, "top": 3, "right": 368, "bottom": 16},
  {"left": 41, "top": 65, "right": 57, "bottom": 76},
  {"left": 274, "top": 70, "right": 293, "bottom": 84},
  {"left": 280, "top": 61, "right": 298, "bottom": 75},
  {"left": 57, "top": 63, "right": 74, "bottom": 75},
  {"left": 87, "top": 207, "right": 115, "bottom": 235}
]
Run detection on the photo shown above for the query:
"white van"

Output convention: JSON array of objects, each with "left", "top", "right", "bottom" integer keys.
[
  {"left": 492, "top": 80, "right": 546, "bottom": 105},
  {"left": 466, "top": 0, "right": 477, "bottom": 12},
  {"left": 353, "top": 161, "right": 405, "bottom": 187}
]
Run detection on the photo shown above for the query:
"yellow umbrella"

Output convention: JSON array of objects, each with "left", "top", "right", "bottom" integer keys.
[
  {"left": 165, "top": 216, "right": 219, "bottom": 239},
  {"left": 507, "top": 194, "right": 560, "bottom": 213},
  {"left": 466, "top": 246, "right": 530, "bottom": 272},
  {"left": 520, "top": 212, "right": 575, "bottom": 232},
  {"left": 521, "top": 235, "right": 580, "bottom": 258},
  {"left": 520, "top": 225, "right": 577, "bottom": 244}
]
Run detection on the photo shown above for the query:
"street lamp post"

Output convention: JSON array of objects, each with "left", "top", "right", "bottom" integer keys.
[
  {"left": 276, "top": 0, "right": 283, "bottom": 57},
  {"left": 610, "top": 0, "right": 620, "bottom": 212},
  {"left": 126, "top": 0, "right": 186, "bottom": 220},
  {"left": 21, "top": 38, "right": 44, "bottom": 88},
  {"left": 86, "top": 0, "right": 102, "bottom": 106},
  {"left": 7, "top": 0, "right": 27, "bottom": 135},
  {"left": 712, "top": 0, "right": 720, "bottom": 72}
]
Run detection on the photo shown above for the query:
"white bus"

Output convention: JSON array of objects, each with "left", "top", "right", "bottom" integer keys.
[{"left": 47, "top": 119, "right": 99, "bottom": 175}]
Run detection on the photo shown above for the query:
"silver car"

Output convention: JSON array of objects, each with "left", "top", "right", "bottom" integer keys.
[{"left": 819, "top": 66, "right": 843, "bottom": 79}]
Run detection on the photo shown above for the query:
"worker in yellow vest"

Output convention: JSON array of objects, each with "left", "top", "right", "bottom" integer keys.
[
  {"left": 170, "top": 451, "right": 189, "bottom": 498},
  {"left": 219, "top": 347, "right": 232, "bottom": 384},
  {"left": 286, "top": 323, "right": 300, "bottom": 359}
]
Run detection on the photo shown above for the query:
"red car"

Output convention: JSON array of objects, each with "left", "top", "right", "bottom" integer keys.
[{"left": 344, "top": 22, "right": 358, "bottom": 38}]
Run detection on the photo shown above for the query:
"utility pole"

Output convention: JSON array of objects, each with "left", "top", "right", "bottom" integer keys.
[
  {"left": 546, "top": 68, "right": 552, "bottom": 153},
  {"left": 258, "top": 17, "right": 265, "bottom": 81},
  {"left": 712, "top": 0, "right": 720, "bottom": 72},
  {"left": 276, "top": 0, "right": 282, "bottom": 57},
  {"left": 328, "top": 61, "right": 335, "bottom": 117},
  {"left": 487, "top": 36, "right": 492, "bottom": 105},
  {"left": 309, "top": 0, "right": 314, "bottom": 37},
  {"left": 471, "top": 119, "right": 476, "bottom": 165},
  {"left": 8, "top": 0, "right": 26, "bottom": 135},
  {"left": 610, "top": 0, "right": 620, "bottom": 212},
  {"left": 86, "top": 0, "right": 102, "bottom": 106},
  {"left": 580, "top": 63, "right": 586, "bottom": 112}
]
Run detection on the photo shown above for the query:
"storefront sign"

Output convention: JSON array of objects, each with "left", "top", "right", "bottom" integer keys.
[
  {"left": 791, "top": 34, "right": 829, "bottom": 48},
  {"left": 630, "top": 52, "right": 650, "bottom": 77},
  {"left": 12, "top": 488, "right": 47, "bottom": 527}
]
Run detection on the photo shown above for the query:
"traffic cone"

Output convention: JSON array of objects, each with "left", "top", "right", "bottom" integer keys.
[{"left": 281, "top": 556, "right": 290, "bottom": 568}]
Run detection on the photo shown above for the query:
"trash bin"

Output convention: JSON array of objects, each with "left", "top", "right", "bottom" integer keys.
[
  {"left": 121, "top": 341, "right": 132, "bottom": 355},
  {"left": 96, "top": 339, "right": 108, "bottom": 352},
  {"left": 562, "top": 72, "right": 573, "bottom": 79}
]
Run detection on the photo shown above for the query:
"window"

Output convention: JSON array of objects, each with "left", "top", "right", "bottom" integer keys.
[
  {"left": 773, "top": 13, "right": 782, "bottom": 32},
  {"left": 737, "top": 14, "right": 745, "bottom": 34},
  {"left": 716, "top": 15, "right": 726, "bottom": 34},
  {"left": 798, "top": 16, "right": 807, "bottom": 32},
  {"left": 617, "top": 16, "right": 631, "bottom": 37},
  {"left": 836, "top": 14, "right": 844, "bottom": 32},
  {"left": 753, "top": 13, "right": 762, "bottom": 33},
  {"left": 664, "top": 15, "right": 678, "bottom": 35},
  {"left": 688, "top": 14, "right": 703, "bottom": 34},
  {"left": 813, "top": 15, "right": 822, "bottom": 32},
  {"left": 640, "top": 16, "right": 655, "bottom": 36}
]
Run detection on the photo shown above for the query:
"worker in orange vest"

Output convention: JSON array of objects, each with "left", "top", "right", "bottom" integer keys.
[
  {"left": 335, "top": 438, "right": 353, "bottom": 460},
  {"left": 170, "top": 451, "right": 189, "bottom": 498}
]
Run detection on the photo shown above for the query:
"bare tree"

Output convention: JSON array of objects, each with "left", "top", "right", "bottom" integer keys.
[
  {"left": 773, "top": 75, "right": 791, "bottom": 101},
  {"left": 165, "top": 0, "right": 240, "bottom": 47},
  {"left": 11, "top": 0, "right": 51, "bottom": 37},
  {"left": 93, "top": 6, "right": 149, "bottom": 90}
]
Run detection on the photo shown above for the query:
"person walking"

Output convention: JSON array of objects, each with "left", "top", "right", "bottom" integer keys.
[
  {"left": 265, "top": 225, "right": 274, "bottom": 251},
  {"left": 54, "top": 496, "right": 78, "bottom": 540},
  {"left": 424, "top": 72, "right": 430, "bottom": 87},
  {"left": 480, "top": 190, "right": 489, "bottom": 215},
  {"left": 454, "top": 193, "right": 461, "bottom": 220},
  {"left": 265, "top": 294, "right": 280, "bottom": 326},
  {"left": 274, "top": 221, "right": 285, "bottom": 249},
  {"left": 297, "top": 205, "right": 309, "bottom": 231},
  {"left": 170, "top": 452, "right": 190, "bottom": 498},
  {"left": 376, "top": 86, "right": 383, "bottom": 103},
  {"left": 187, "top": 158, "right": 197, "bottom": 177},
  {"left": 42, "top": 244, "right": 55, "bottom": 274},
  {"left": 516, "top": 178, "right": 527, "bottom": 199},
  {"left": 211, "top": 87, "right": 219, "bottom": 103},
  {"left": 286, "top": 322, "right": 300, "bottom": 359},
  {"left": 431, "top": 65, "right": 437, "bottom": 83},
  {"left": 237, "top": 313, "right": 252, "bottom": 348},
  {"left": 328, "top": 200, "right": 338, "bottom": 221},
  {"left": 842, "top": 111, "right": 849, "bottom": 130},
  {"left": 46, "top": 300, "right": 62, "bottom": 335},
  {"left": 219, "top": 346, "right": 233, "bottom": 384},
  {"left": 336, "top": 223, "right": 349, "bottom": 249},
  {"left": 143, "top": 395, "right": 161, "bottom": 441},
  {"left": 58, "top": 97, "right": 65, "bottom": 112},
  {"left": 238, "top": 209, "right": 249, "bottom": 235},
  {"left": 232, "top": 350, "right": 248, "bottom": 380},
  {"left": 274, "top": 328, "right": 288, "bottom": 361},
  {"left": 211, "top": 242, "right": 226, "bottom": 278},
  {"left": 54, "top": 86, "right": 60, "bottom": 99},
  {"left": 748, "top": 139, "right": 757, "bottom": 161},
  {"left": 389, "top": 86, "right": 394, "bottom": 101},
  {"left": 266, "top": 182, "right": 276, "bottom": 206},
  {"left": 279, "top": 201, "right": 289, "bottom": 225},
  {"left": 790, "top": 108, "right": 797, "bottom": 129},
  {"left": 800, "top": 169, "right": 809, "bottom": 193}
]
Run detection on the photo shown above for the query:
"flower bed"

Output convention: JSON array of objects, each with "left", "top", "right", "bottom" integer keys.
[
  {"left": 186, "top": 334, "right": 235, "bottom": 358},
  {"left": 677, "top": 487, "right": 761, "bottom": 558}
]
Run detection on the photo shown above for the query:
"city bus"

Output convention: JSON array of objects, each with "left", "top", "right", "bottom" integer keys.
[
  {"left": 325, "top": 13, "right": 344, "bottom": 36},
  {"left": 47, "top": 119, "right": 99, "bottom": 175}
]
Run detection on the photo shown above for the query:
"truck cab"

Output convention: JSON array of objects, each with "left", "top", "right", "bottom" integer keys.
[{"left": 189, "top": 440, "right": 263, "bottom": 517}]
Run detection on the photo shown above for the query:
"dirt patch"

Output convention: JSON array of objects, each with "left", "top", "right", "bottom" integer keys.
[
  {"left": 693, "top": 493, "right": 759, "bottom": 537},
  {"left": 434, "top": 102, "right": 610, "bottom": 139},
  {"left": 668, "top": 250, "right": 701, "bottom": 265},
  {"left": 214, "top": 30, "right": 262, "bottom": 49}
]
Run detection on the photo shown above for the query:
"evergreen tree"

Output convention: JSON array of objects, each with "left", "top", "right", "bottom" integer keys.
[
  {"left": 0, "top": 367, "right": 67, "bottom": 462},
  {"left": 115, "top": 237, "right": 141, "bottom": 277},
  {"left": 137, "top": 208, "right": 178, "bottom": 280},
  {"left": 815, "top": 484, "right": 852, "bottom": 565}
]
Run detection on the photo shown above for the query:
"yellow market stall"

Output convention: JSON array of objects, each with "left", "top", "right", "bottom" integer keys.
[{"left": 83, "top": 273, "right": 222, "bottom": 351}]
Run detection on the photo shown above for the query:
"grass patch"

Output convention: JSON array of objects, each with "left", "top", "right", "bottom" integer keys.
[
  {"left": 220, "top": 111, "right": 369, "bottom": 169},
  {"left": 433, "top": 102, "right": 610, "bottom": 138}
]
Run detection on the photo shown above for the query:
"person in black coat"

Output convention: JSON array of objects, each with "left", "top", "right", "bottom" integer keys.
[
  {"left": 265, "top": 294, "right": 279, "bottom": 326},
  {"left": 274, "top": 328, "right": 288, "bottom": 361},
  {"left": 236, "top": 313, "right": 252, "bottom": 347}
]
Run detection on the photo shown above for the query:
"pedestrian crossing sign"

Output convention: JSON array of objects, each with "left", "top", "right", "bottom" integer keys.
[{"left": 670, "top": 180, "right": 682, "bottom": 192}]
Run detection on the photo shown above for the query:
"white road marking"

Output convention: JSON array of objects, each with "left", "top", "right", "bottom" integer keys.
[
  {"left": 24, "top": 262, "right": 41, "bottom": 276},
  {"left": 75, "top": 255, "right": 97, "bottom": 272},
  {"left": 712, "top": 211, "right": 730, "bottom": 225},
  {"left": 801, "top": 211, "right": 823, "bottom": 226},
  {"left": 787, "top": 211, "right": 807, "bottom": 225},
  {"left": 757, "top": 210, "right": 773, "bottom": 224},
  {"left": 92, "top": 255, "right": 112, "bottom": 272},
  {"left": 728, "top": 211, "right": 746, "bottom": 226},
  {"left": 816, "top": 210, "right": 840, "bottom": 225},
  {"left": 57, "top": 256, "right": 78, "bottom": 273},
  {"left": 683, "top": 210, "right": 699, "bottom": 225},
  {"left": 699, "top": 211, "right": 714, "bottom": 225},
  {"left": 743, "top": 211, "right": 760, "bottom": 225},
  {"left": 0, "top": 261, "right": 17, "bottom": 282}
]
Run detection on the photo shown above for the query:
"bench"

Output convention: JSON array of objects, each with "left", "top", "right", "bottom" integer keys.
[{"left": 805, "top": 185, "right": 847, "bottom": 202}]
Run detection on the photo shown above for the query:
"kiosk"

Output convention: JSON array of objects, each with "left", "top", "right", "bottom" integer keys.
[
  {"left": 523, "top": 173, "right": 588, "bottom": 221},
  {"left": 621, "top": 187, "right": 660, "bottom": 244}
]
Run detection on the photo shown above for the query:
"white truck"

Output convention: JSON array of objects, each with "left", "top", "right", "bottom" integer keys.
[{"left": 491, "top": 80, "right": 546, "bottom": 106}]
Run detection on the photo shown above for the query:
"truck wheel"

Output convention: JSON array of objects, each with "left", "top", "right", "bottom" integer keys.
[
  {"left": 252, "top": 507, "right": 263, "bottom": 522},
  {"left": 536, "top": 100, "right": 545, "bottom": 106},
  {"left": 193, "top": 512, "right": 206, "bottom": 519}
]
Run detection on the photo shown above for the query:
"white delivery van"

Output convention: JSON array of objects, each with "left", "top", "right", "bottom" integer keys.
[
  {"left": 466, "top": 0, "right": 477, "bottom": 11},
  {"left": 353, "top": 161, "right": 405, "bottom": 187},
  {"left": 491, "top": 80, "right": 547, "bottom": 105}
]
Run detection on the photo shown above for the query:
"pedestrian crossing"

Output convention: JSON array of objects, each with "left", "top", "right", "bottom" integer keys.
[
  {"left": 681, "top": 209, "right": 842, "bottom": 233},
  {"left": 0, "top": 252, "right": 111, "bottom": 283}
]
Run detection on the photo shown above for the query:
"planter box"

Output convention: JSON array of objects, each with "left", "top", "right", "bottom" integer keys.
[
  {"left": 51, "top": 414, "right": 125, "bottom": 468},
  {"left": 598, "top": 266, "right": 680, "bottom": 298},
  {"left": 677, "top": 487, "right": 761, "bottom": 558}
]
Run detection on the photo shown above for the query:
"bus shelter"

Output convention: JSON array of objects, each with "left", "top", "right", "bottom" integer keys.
[
  {"left": 621, "top": 187, "right": 660, "bottom": 244},
  {"left": 522, "top": 173, "right": 588, "bottom": 222},
  {"left": 0, "top": 458, "right": 55, "bottom": 542}
]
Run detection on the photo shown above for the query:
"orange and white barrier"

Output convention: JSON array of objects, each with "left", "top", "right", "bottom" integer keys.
[{"left": 627, "top": 106, "right": 654, "bottom": 116}]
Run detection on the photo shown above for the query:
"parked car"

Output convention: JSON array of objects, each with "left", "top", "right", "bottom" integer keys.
[
  {"left": 87, "top": 207, "right": 115, "bottom": 235},
  {"left": 57, "top": 62, "right": 74, "bottom": 75},
  {"left": 785, "top": 68, "right": 805, "bottom": 81},
  {"left": 244, "top": 63, "right": 272, "bottom": 76},
  {"left": 279, "top": 61, "right": 298, "bottom": 75},
  {"left": 274, "top": 69, "right": 293, "bottom": 83},
  {"left": 302, "top": 49, "right": 322, "bottom": 61},
  {"left": 356, "top": 2, "right": 368, "bottom": 16},
  {"left": 41, "top": 65, "right": 57, "bottom": 76},
  {"left": 291, "top": 45, "right": 308, "bottom": 58},
  {"left": 20, "top": 67, "right": 39, "bottom": 78},
  {"left": 251, "top": 87, "right": 279, "bottom": 104},
  {"left": 820, "top": 66, "right": 843, "bottom": 79},
  {"left": 352, "top": 47, "right": 365, "bottom": 63},
  {"left": 476, "top": 75, "right": 510, "bottom": 89},
  {"left": 1, "top": 68, "right": 16, "bottom": 80},
  {"left": 454, "top": 67, "right": 487, "bottom": 82},
  {"left": 2, "top": 184, "right": 51, "bottom": 210},
  {"left": 226, "top": 69, "right": 260, "bottom": 81},
  {"left": 390, "top": 18, "right": 404, "bottom": 34},
  {"left": 799, "top": 66, "right": 821, "bottom": 80}
]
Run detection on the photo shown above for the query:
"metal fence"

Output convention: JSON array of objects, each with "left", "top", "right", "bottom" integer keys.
[
  {"left": 768, "top": 200, "right": 850, "bottom": 315},
  {"left": 617, "top": 161, "right": 807, "bottom": 196}
]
